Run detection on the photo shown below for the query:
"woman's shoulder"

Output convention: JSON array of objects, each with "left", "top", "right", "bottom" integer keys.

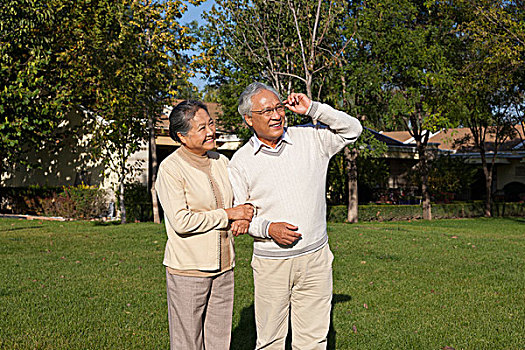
[
  {"left": 207, "top": 151, "right": 229, "bottom": 165},
  {"left": 158, "top": 149, "right": 184, "bottom": 173}
]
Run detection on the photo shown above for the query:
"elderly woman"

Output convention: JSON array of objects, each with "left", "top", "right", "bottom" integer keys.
[{"left": 156, "top": 100, "right": 253, "bottom": 350}]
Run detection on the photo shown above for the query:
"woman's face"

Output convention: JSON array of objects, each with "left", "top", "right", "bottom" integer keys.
[{"left": 178, "top": 108, "right": 216, "bottom": 155}]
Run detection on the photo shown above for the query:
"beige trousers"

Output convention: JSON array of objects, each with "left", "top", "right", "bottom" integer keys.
[
  {"left": 166, "top": 269, "right": 234, "bottom": 350},
  {"left": 251, "top": 245, "right": 334, "bottom": 350}
]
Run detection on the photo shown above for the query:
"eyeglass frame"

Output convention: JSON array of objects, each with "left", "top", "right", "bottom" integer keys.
[{"left": 250, "top": 104, "right": 286, "bottom": 117}]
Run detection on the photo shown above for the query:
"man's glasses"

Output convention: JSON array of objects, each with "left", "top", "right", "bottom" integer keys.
[{"left": 251, "top": 104, "right": 286, "bottom": 117}]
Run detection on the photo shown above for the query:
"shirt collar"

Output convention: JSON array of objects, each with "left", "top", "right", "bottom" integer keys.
[{"left": 251, "top": 128, "right": 293, "bottom": 155}]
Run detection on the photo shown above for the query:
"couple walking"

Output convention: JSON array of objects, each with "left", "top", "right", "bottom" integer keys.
[{"left": 156, "top": 82, "right": 363, "bottom": 349}]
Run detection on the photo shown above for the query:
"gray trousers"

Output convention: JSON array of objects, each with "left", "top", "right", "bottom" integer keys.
[{"left": 166, "top": 269, "right": 234, "bottom": 350}]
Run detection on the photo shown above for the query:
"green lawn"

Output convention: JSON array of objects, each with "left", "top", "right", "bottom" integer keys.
[{"left": 1, "top": 217, "right": 524, "bottom": 349}]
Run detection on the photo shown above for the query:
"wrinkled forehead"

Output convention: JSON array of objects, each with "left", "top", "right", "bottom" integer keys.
[{"left": 251, "top": 89, "right": 281, "bottom": 109}]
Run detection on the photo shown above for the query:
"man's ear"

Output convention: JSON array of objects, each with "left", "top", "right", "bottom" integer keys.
[
  {"left": 244, "top": 114, "right": 253, "bottom": 127},
  {"left": 177, "top": 132, "right": 187, "bottom": 145}
]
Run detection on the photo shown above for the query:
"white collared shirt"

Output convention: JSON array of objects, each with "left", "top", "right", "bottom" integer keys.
[{"left": 251, "top": 128, "right": 293, "bottom": 155}]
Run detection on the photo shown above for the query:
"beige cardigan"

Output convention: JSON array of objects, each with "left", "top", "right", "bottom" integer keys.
[{"left": 156, "top": 147, "right": 234, "bottom": 271}]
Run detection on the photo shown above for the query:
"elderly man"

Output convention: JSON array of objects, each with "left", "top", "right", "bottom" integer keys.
[{"left": 228, "top": 82, "right": 362, "bottom": 349}]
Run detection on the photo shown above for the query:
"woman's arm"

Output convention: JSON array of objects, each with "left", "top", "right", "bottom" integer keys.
[{"left": 156, "top": 165, "right": 229, "bottom": 235}]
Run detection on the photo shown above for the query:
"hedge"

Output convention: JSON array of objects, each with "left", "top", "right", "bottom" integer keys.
[
  {"left": 120, "top": 183, "right": 153, "bottom": 223},
  {"left": 0, "top": 185, "right": 108, "bottom": 220},
  {"left": 327, "top": 201, "right": 525, "bottom": 222},
  {"left": 0, "top": 186, "right": 62, "bottom": 215}
]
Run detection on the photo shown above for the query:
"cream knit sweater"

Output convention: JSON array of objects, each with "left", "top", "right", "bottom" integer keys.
[
  {"left": 228, "top": 101, "right": 362, "bottom": 259},
  {"left": 156, "top": 147, "right": 234, "bottom": 272}
]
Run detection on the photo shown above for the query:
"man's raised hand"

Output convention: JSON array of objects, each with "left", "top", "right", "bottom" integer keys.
[{"left": 283, "top": 93, "right": 311, "bottom": 115}]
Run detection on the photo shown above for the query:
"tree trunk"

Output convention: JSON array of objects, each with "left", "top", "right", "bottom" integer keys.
[
  {"left": 147, "top": 112, "right": 161, "bottom": 224},
  {"left": 484, "top": 171, "right": 493, "bottom": 217},
  {"left": 344, "top": 147, "right": 359, "bottom": 223},
  {"left": 417, "top": 142, "right": 432, "bottom": 220},
  {"left": 421, "top": 172, "right": 432, "bottom": 220},
  {"left": 480, "top": 150, "right": 493, "bottom": 217},
  {"left": 119, "top": 174, "right": 126, "bottom": 224},
  {"left": 305, "top": 74, "right": 313, "bottom": 100}
]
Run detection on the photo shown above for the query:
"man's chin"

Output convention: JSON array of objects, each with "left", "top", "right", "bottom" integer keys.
[{"left": 269, "top": 127, "right": 284, "bottom": 137}]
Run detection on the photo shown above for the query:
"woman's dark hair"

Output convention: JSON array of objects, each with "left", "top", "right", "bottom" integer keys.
[{"left": 169, "top": 100, "right": 209, "bottom": 142}]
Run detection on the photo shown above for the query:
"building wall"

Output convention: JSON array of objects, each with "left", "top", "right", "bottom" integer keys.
[
  {"left": 1, "top": 110, "right": 106, "bottom": 188},
  {"left": 496, "top": 158, "right": 525, "bottom": 190},
  {"left": 1, "top": 110, "right": 149, "bottom": 197}
]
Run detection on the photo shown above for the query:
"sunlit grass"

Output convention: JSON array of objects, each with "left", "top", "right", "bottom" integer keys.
[{"left": 1, "top": 217, "right": 524, "bottom": 349}]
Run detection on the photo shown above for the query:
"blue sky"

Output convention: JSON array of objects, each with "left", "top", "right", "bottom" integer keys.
[
  {"left": 181, "top": 0, "right": 216, "bottom": 91},
  {"left": 181, "top": 0, "right": 215, "bottom": 25}
]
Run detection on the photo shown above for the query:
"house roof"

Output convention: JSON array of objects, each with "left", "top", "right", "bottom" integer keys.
[
  {"left": 366, "top": 128, "right": 405, "bottom": 146},
  {"left": 381, "top": 125, "right": 525, "bottom": 152},
  {"left": 380, "top": 131, "right": 413, "bottom": 143},
  {"left": 157, "top": 100, "right": 222, "bottom": 132}
]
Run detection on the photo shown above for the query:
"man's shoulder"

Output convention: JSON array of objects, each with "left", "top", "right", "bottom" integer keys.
[
  {"left": 230, "top": 141, "right": 254, "bottom": 165},
  {"left": 287, "top": 123, "right": 327, "bottom": 140}
]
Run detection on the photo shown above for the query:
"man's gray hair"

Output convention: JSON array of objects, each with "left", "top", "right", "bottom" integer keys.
[{"left": 238, "top": 82, "right": 281, "bottom": 117}]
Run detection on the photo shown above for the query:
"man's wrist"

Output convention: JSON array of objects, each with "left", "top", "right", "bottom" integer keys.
[
  {"left": 263, "top": 220, "right": 273, "bottom": 239},
  {"left": 307, "top": 101, "right": 320, "bottom": 124}
]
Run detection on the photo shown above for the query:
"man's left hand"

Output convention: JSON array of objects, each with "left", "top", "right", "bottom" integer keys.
[{"left": 284, "top": 93, "right": 311, "bottom": 115}]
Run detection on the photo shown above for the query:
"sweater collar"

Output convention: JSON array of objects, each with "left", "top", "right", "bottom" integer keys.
[
  {"left": 251, "top": 128, "right": 293, "bottom": 155},
  {"left": 178, "top": 145, "right": 211, "bottom": 169}
]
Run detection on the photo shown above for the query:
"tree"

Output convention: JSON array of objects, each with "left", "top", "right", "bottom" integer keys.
[
  {"left": 62, "top": 0, "right": 200, "bottom": 223},
  {"left": 353, "top": 0, "right": 462, "bottom": 220},
  {"left": 126, "top": 0, "right": 203, "bottom": 224},
  {"left": 200, "top": 0, "right": 352, "bottom": 99},
  {"left": 447, "top": 0, "right": 524, "bottom": 216},
  {"left": 201, "top": 0, "right": 384, "bottom": 222},
  {"left": 0, "top": 0, "right": 74, "bottom": 176}
]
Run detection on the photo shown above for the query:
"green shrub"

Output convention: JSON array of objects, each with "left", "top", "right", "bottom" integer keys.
[
  {"left": 327, "top": 202, "right": 525, "bottom": 222},
  {"left": 432, "top": 201, "right": 485, "bottom": 218},
  {"left": 493, "top": 202, "right": 525, "bottom": 217},
  {"left": 119, "top": 183, "right": 153, "bottom": 222},
  {"left": 0, "top": 186, "right": 62, "bottom": 214},
  {"left": 39, "top": 184, "right": 108, "bottom": 219},
  {"left": 0, "top": 185, "right": 108, "bottom": 219},
  {"left": 326, "top": 205, "right": 348, "bottom": 222},
  {"left": 40, "top": 192, "right": 77, "bottom": 218}
]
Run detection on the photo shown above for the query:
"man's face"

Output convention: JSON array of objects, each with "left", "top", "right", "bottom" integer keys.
[{"left": 244, "top": 89, "right": 285, "bottom": 146}]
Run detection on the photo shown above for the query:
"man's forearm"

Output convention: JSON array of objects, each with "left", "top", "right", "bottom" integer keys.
[{"left": 309, "top": 101, "right": 363, "bottom": 141}]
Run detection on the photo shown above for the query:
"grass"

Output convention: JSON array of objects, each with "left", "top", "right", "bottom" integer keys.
[{"left": 1, "top": 217, "right": 524, "bottom": 349}]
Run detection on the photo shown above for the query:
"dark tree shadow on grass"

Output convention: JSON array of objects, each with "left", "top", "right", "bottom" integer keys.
[
  {"left": 1, "top": 225, "right": 43, "bottom": 232},
  {"left": 230, "top": 294, "right": 351, "bottom": 350},
  {"left": 499, "top": 216, "right": 525, "bottom": 224}
]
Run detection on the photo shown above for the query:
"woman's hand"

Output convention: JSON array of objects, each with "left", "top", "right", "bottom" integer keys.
[
  {"left": 225, "top": 204, "right": 254, "bottom": 221},
  {"left": 231, "top": 219, "right": 250, "bottom": 236}
]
